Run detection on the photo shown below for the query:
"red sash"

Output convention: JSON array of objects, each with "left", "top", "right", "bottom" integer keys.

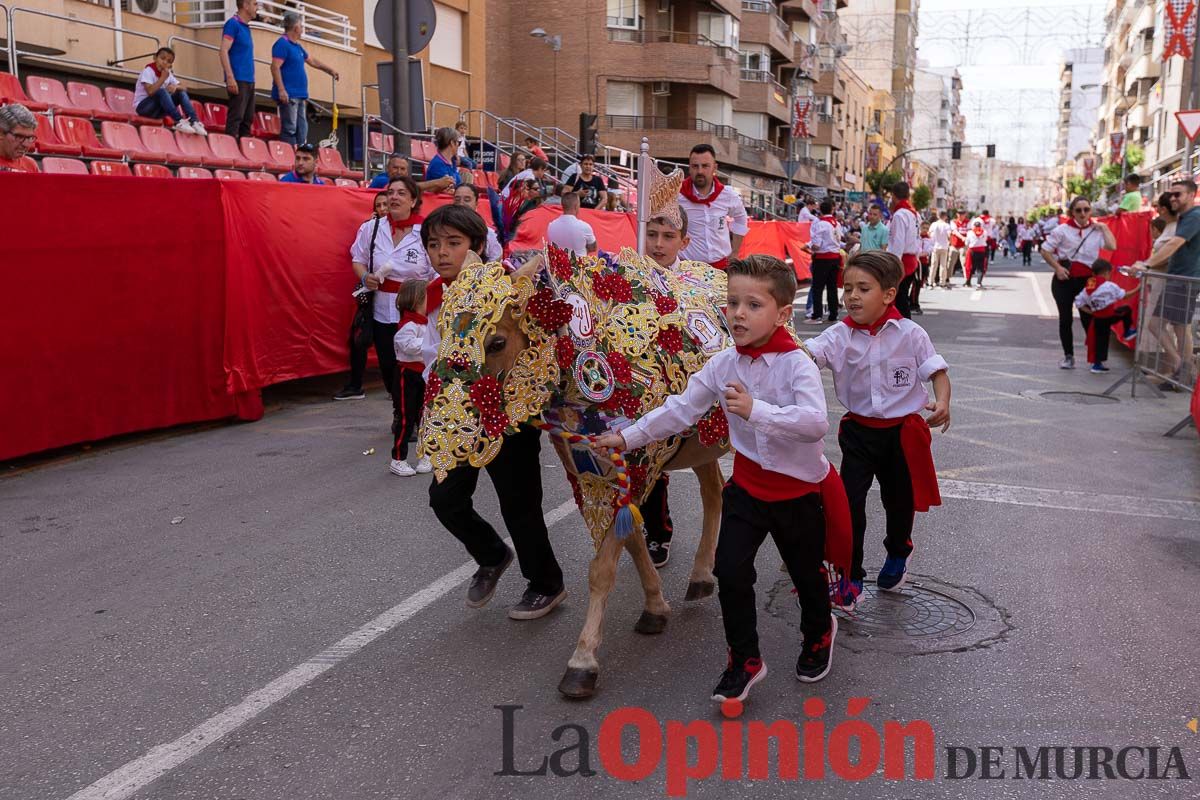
[
  {"left": 1068, "top": 261, "right": 1093, "bottom": 279},
  {"left": 842, "top": 412, "right": 941, "bottom": 512},
  {"left": 711, "top": 257, "right": 729, "bottom": 270},
  {"left": 901, "top": 253, "right": 919, "bottom": 276}
]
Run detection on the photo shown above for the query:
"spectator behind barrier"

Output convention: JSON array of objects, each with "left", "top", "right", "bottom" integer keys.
[
  {"left": 133, "top": 47, "right": 207, "bottom": 136},
  {"left": 271, "top": 12, "right": 340, "bottom": 147},
  {"left": 373, "top": 191, "right": 389, "bottom": 218},
  {"left": 451, "top": 183, "right": 502, "bottom": 261},
  {"left": 546, "top": 191, "right": 597, "bottom": 257},
  {"left": 368, "top": 153, "right": 453, "bottom": 193},
  {"left": 497, "top": 152, "right": 528, "bottom": 192},
  {"left": 454, "top": 120, "right": 476, "bottom": 170},
  {"left": 425, "top": 127, "right": 462, "bottom": 190},
  {"left": 0, "top": 104, "right": 38, "bottom": 172},
  {"left": 564, "top": 154, "right": 607, "bottom": 210},
  {"left": 279, "top": 143, "right": 326, "bottom": 184}
]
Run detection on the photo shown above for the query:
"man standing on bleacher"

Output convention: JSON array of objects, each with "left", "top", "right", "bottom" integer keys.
[{"left": 220, "top": 0, "right": 258, "bottom": 139}]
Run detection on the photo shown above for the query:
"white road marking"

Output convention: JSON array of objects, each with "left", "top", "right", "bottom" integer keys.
[
  {"left": 64, "top": 499, "right": 580, "bottom": 800},
  {"left": 955, "top": 336, "right": 1001, "bottom": 343},
  {"left": 939, "top": 479, "right": 1200, "bottom": 522},
  {"left": 970, "top": 289, "right": 983, "bottom": 302},
  {"left": 1022, "top": 271, "right": 1055, "bottom": 317}
]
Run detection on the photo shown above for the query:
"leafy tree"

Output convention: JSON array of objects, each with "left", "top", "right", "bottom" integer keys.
[
  {"left": 912, "top": 184, "right": 933, "bottom": 211},
  {"left": 865, "top": 169, "right": 902, "bottom": 194},
  {"left": 1126, "top": 143, "right": 1145, "bottom": 169},
  {"left": 1065, "top": 175, "right": 1101, "bottom": 202}
]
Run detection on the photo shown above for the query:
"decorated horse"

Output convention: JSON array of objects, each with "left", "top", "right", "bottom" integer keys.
[{"left": 420, "top": 244, "right": 736, "bottom": 698}]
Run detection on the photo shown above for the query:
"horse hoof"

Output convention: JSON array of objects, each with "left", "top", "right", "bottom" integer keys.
[
  {"left": 558, "top": 668, "right": 599, "bottom": 699},
  {"left": 685, "top": 580, "right": 715, "bottom": 601},
  {"left": 634, "top": 611, "right": 668, "bottom": 635}
]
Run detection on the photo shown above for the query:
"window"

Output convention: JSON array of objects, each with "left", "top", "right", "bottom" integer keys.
[
  {"left": 607, "top": 0, "right": 645, "bottom": 29},
  {"left": 734, "top": 112, "right": 768, "bottom": 139},
  {"left": 698, "top": 12, "right": 738, "bottom": 48},
  {"left": 697, "top": 92, "right": 733, "bottom": 126},
  {"left": 429, "top": 3, "right": 464, "bottom": 71},
  {"left": 739, "top": 45, "right": 771, "bottom": 73},
  {"left": 606, "top": 81, "right": 644, "bottom": 117}
]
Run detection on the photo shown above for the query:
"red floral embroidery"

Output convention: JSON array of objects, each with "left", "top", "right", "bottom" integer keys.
[
  {"left": 424, "top": 373, "right": 442, "bottom": 407},
  {"left": 481, "top": 411, "right": 511, "bottom": 438},
  {"left": 548, "top": 245, "right": 573, "bottom": 281},
  {"left": 528, "top": 287, "right": 572, "bottom": 330},
  {"left": 593, "top": 272, "right": 633, "bottom": 303},
  {"left": 602, "top": 388, "right": 641, "bottom": 418},
  {"left": 607, "top": 351, "right": 632, "bottom": 383},
  {"left": 653, "top": 293, "right": 677, "bottom": 315},
  {"left": 469, "top": 374, "right": 503, "bottom": 414},
  {"left": 697, "top": 406, "right": 729, "bottom": 447},
  {"left": 657, "top": 326, "right": 684, "bottom": 354},
  {"left": 555, "top": 336, "right": 576, "bottom": 371}
]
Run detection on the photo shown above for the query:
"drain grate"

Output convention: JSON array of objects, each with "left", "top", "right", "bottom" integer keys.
[
  {"left": 1021, "top": 390, "right": 1120, "bottom": 405},
  {"left": 836, "top": 581, "right": 975, "bottom": 638}
]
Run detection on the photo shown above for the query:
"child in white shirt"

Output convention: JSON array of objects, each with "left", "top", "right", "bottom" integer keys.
[
  {"left": 1074, "top": 258, "right": 1139, "bottom": 373},
  {"left": 132, "top": 47, "right": 206, "bottom": 135},
  {"left": 390, "top": 280, "right": 432, "bottom": 476}
]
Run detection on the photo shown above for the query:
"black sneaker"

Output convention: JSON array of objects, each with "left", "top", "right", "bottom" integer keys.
[
  {"left": 796, "top": 615, "right": 837, "bottom": 683},
  {"left": 647, "top": 537, "right": 671, "bottom": 568},
  {"left": 508, "top": 586, "right": 567, "bottom": 620},
  {"left": 333, "top": 386, "right": 366, "bottom": 401},
  {"left": 711, "top": 652, "right": 768, "bottom": 702},
  {"left": 912, "top": 306, "right": 924, "bottom": 315},
  {"left": 466, "top": 547, "right": 514, "bottom": 608}
]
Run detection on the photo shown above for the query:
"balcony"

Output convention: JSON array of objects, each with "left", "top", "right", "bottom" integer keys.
[
  {"left": 740, "top": 3, "right": 794, "bottom": 58},
  {"left": 604, "top": 28, "right": 740, "bottom": 97},
  {"left": 707, "top": 0, "right": 745, "bottom": 17},
  {"left": 779, "top": 0, "right": 820, "bottom": 20},
  {"left": 814, "top": 69, "right": 845, "bottom": 105},
  {"left": 814, "top": 112, "right": 843, "bottom": 151},
  {"left": 599, "top": 116, "right": 783, "bottom": 176},
  {"left": 735, "top": 70, "right": 791, "bottom": 122},
  {"left": 1125, "top": 52, "right": 1161, "bottom": 93},
  {"left": 1126, "top": 105, "right": 1148, "bottom": 129},
  {"left": 176, "top": 0, "right": 355, "bottom": 51}
]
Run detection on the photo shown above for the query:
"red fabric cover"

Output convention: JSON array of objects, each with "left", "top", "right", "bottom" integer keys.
[
  {"left": 842, "top": 412, "right": 941, "bottom": 513},
  {"left": 40, "top": 157, "right": 87, "bottom": 175},
  {"left": 1192, "top": 376, "right": 1200, "bottom": 436},
  {"left": 33, "top": 114, "right": 83, "bottom": 156},
  {"left": 91, "top": 161, "right": 134, "bottom": 177},
  {"left": 1095, "top": 210, "right": 1153, "bottom": 351},
  {"left": 901, "top": 253, "right": 919, "bottom": 277},
  {"left": 736, "top": 220, "right": 813, "bottom": 280}
]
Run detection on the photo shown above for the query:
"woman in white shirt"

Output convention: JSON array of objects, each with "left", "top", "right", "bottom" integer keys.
[{"left": 1040, "top": 196, "right": 1117, "bottom": 369}]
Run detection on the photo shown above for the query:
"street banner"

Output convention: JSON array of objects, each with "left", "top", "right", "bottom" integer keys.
[
  {"left": 792, "top": 98, "right": 812, "bottom": 138},
  {"left": 866, "top": 142, "right": 880, "bottom": 170},
  {"left": 1110, "top": 132, "right": 1126, "bottom": 164},
  {"left": 1082, "top": 156, "right": 1095, "bottom": 179},
  {"left": 1164, "top": 1, "right": 1197, "bottom": 60}
]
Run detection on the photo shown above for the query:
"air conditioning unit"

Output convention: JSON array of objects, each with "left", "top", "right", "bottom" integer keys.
[
  {"left": 652, "top": 81, "right": 671, "bottom": 96},
  {"left": 125, "top": 0, "right": 174, "bottom": 22}
]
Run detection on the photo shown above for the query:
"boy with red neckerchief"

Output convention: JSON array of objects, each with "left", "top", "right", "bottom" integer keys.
[
  {"left": 1074, "top": 258, "right": 1139, "bottom": 373},
  {"left": 807, "top": 199, "right": 845, "bottom": 324},
  {"left": 886, "top": 182, "right": 921, "bottom": 318},
  {"left": 598, "top": 255, "right": 852, "bottom": 702},
  {"left": 804, "top": 251, "right": 952, "bottom": 612}
]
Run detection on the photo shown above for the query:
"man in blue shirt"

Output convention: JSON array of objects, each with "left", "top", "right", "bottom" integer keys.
[
  {"left": 368, "top": 152, "right": 455, "bottom": 192},
  {"left": 220, "top": 0, "right": 258, "bottom": 138},
  {"left": 279, "top": 143, "right": 326, "bottom": 184},
  {"left": 271, "top": 12, "right": 339, "bottom": 146}
]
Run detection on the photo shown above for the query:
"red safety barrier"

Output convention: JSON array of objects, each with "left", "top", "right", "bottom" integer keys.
[
  {"left": 0, "top": 173, "right": 813, "bottom": 460},
  {"left": 1095, "top": 210, "right": 1153, "bottom": 350}
]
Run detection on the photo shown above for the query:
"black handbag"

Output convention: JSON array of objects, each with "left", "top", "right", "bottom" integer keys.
[{"left": 350, "top": 217, "right": 383, "bottom": 348}]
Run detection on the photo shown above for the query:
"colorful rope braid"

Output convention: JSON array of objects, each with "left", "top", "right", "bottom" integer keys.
[{"left": 530, "top": 418, "right": 643, "bottom": 540}]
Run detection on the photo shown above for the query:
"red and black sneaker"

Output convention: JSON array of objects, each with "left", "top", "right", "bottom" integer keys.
[
  {"left": 796, "top": 615, "right": 838, "bottom": 683},
  {"left": 711, "top": 652, "right": 768, "bottom": 703}
]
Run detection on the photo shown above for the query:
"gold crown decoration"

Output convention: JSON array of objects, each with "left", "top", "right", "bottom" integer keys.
[{"left": 647, "top": 166, "right": 686, "bottom": 229}]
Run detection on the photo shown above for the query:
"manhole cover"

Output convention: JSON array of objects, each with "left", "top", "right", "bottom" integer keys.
[
  {"left": 1020, "top": 389, "right": 1120, "bottom": 405},
  {"left": 764, "top": 574, "right": 1012, "bottom": 656}
]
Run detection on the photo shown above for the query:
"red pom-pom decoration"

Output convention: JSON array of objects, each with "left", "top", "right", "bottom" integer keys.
[
  {"left": 607, "top": 351, "right": 632, "bottom": 384},
  {"left": 697, "top": 406, "right": 730, "bottom": 447},
  {"left": 469, "top": 374, "right": 504, "bottom": 415},
  {"left": 653, "top": 293, "right": 678, "bottom": 315},
  {"left": 548, "top": 245, "right": 573, "bottom": 281},
  {"left": 528, "top": 287, "right": 572, "bottom": 330},
  {"left": 555, "top": 336, "right": 576, "bottom": 371},
  {"left": 657, "top": 326, "right": 684, "bottom": 354}
]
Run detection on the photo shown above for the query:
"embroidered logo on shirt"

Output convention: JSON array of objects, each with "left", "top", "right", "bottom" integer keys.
[{"left": 890, "top": 366, "right": 913, "bottom": 389}]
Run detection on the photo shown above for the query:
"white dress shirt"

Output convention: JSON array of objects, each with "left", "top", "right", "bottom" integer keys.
[
  {"left": 966, "top": 228, "right": 988, "bottom": 250},
  {"left": 886, "top": 207, "right": 920, "bottom": 257},
  {"left": 1041, "top": 222, "right": 1105, "bottom": 267},
  {"left": 393, "top": 317, "right": 428, "bottom": 362},
  {"left": 1074, "top": 281, "right": 1125, "bottom": 313},
  {"left": 349, "top": 218, "right": 435, "bottom": 324},
  {"left": 805, "top": 318, "right": 949, "bottom": 419},
  {"left": 679, "top": 184, "right": 750, "bottom": 263},
  {"left": 810, "top": 217, "right": 843, "bottom": 255},
  {"left": 546, "top": 213, "right": 597, "bottom": 256},
  {"left": 928, "top": 219, "right": 951, "bottom": 250},
  {"left": 619, "top": 347, "right": 831, "bottom": 483},
  {"left": 798, "top": 206, "right": 818, "bottom": 223}
]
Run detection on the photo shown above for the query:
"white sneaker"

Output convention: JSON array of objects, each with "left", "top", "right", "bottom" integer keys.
[
  {"left": 415, "top": 456, "right": 432, "bottom": 474},
  {"left": 389, "top": 459, "right": 416, "bottom": 477},
  {"left": 191, "top": 121, "right": 208, "bottom": 136},
  {"left": 173, "top": 119, "right": 196, "bottom": 135}
]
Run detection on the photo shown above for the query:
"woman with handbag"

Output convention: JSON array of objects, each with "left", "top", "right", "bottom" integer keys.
[{"left": 1040, "top": 196, "right": 1117, "bottom": 369}]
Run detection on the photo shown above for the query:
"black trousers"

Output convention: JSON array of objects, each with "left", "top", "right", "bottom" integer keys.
[
  {"left": 1021, "top": 240, "right": 1033, "bottom": 265},
  {"left": 429, "top": 425, "right": 563, "bottom": 595},
  {"left": 225, "top": 81, "right": 255, "bottom": 138},
  {"left": 392, "top": 368, "right": 425, "bottom": 460},
  {"left": 895, "top": 273, "right": 915, "bottom": 318},
  {"left": 810, "top": 256, "right": 841, "bottom": 320},
  {"left": 713, "top": 482, "right": 829, "bottom": 661},
  {"left": 1090, "top": 306, "right": 1133, "bottom": 363},
  {"left": 349, "top": 319, "right": 398, "bottom": 397},
  {"left": 1050, "top": 275, "right": 1092, "bottom": 357},
  {"left": 642, "top": 475, "right": 673, "bottom": 543},
  {"left": 838, "top": 418, "right": 915, "bottom": 583},
  {"left": 965, "top": 250, "right": 987, "bottom": 285}
]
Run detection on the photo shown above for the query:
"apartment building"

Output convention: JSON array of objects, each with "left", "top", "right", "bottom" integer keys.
[
  {"left": 956, "top": 154, "right": 1055, "bottom": 216},
  {"left": 839, "top": 0, "right": 918, "bottom": 152},
  {"left": 910, "top": 64, "right": 962, "bottom": 210},
  {"left": 1055, "top": 47, "right": 1103, "bottom": 198}
]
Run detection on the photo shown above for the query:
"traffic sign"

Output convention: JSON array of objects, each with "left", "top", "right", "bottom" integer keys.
[
  {"left": 374, "top": 0, "right": 437, "bottom": 55},
  {"left": 1175, "top": 110, "right": 1200, "bottom": 141}
]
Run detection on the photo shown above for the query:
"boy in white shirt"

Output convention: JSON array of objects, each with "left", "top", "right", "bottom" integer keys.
[
  {"left": 805, "top": 251, "right": 951, "bottom": 611},
  {"left": 598, "top": 255, "right": 852, "bottom": 701},
  {"left": 390, "top": 280, "right": 432, "bottom": 476},
  {"left": 1074, "top": 258, "right": 1139, "bottom": 373},
  {"left": 132, "top": 47, "right": 207, "bottom": 135}
]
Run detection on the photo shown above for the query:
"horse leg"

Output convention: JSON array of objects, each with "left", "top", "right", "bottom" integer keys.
[
  {"left": 558, "top": 527, "right": 623, "bottom": 700},
  {"left": 685, "top": 458, "right": 723, "bottom": 601},
  {"left": 623, "top": 520, "right": 670, "bottom": 635}
]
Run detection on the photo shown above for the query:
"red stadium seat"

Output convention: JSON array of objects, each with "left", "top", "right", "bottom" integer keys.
[
  {"left": 498, "top": 152, "right": 511, "bottom": 171},
  {"left": 239, "top": 137, "right": 274, "bottom": 170},
  {"left": 215, "top": 169, "right": 247, "bottom": 180},
  {"left": 265, "top": 139, "right": 294, "bottom": 172},
  {"left": 101, "top": 121, "right": 168, "bottom": 163},
  {"left": 334, "top": 178, "right": 359, "bottom": 187},
  {"left": 140, "top": 126, "right": 204, "bottom": 166},
  {"left": 195, "top": 103, "right": 224, "bottom": 131},
  {"left": 419, "top": 141, "right": 438, "bottom": 163},
  {"left": 133, "top": 163, "right": 173, "bottom": 178},
  {"left": 91, "top": 160, "right": 133, "bottom": 177},
  {"left": 204, "top": 103, "right": 228, "bottom": 131},
  {"left": 102, "top": 87, "right": 163, "bottom": 126},
  {"left": 206, "top": 133, "right": 257, "bottom": 169},
  {"left": 178, "top": 166, "right": 214, "bottom": 179},
  {"left": 53, "top": 116, "right": 124, "bottom": 159},
  {"left": 369, "top": 132, "right": 395, "bottom": 154},
  {"left": 33, "top": 115, "right": 83, "bottom": 156},
  {"left": 24, "top": 76, "right": 91, "bottom": 117},
  {"left": 0, "top": 71, "right": 50, "bottom": 111},
  {"left": 41, "top": 157, "right": 87, "bottom": 175},
  {"left": 66, "top": 82, "right": 131, "bottom": 122},
  {"left": 247, "top": 171, "right": 278, "bottom": 182},
  {"left": 176, "top": 131, "right": 234, "bottom": 168},
  {"left": 251, "top": 111, "right": 281, "bottom": 139},
  {"left": 473, "top": 169, "right": 499, "bottom": 190},
  {"left": 318, "top": 146, "right": 358, "bottom": 178}
]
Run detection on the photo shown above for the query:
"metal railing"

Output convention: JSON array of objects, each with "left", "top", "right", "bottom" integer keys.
[
  {"left": 167, "top": 34, "right": 270, "bottom": 97},
  {"left": 1104, "top": 269, "right": 1199, "bottom": 437},
  {"left": 603, "top": 115, "right": 738, "bottom": 139},
  {"left": 604, "top": 28, "right": 738, "bottom": 60},
  {"left": 173, "top": 0, "right": 356, "bottom": 52},
  {"left": 739, "top": 69, "right": 789, "bottom": 98},
  {"left": 7, "top": 6, "right": 160, "bottom": 80},
  {"left": 0, "top": 5, "right": 11, "bottom": 72}
]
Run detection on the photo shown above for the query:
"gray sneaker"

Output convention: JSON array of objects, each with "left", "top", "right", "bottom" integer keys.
[
  {"left": 1059, "top": 356, "right": 1075, "bottom": 370},
  {"left": 466, "top": 547, "right": 513, "bottom": 608},
  {"left": 508, "top": 587, "right": 566, "bottom": 620}
]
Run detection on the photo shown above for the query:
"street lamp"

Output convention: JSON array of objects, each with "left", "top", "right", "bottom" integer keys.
[{"left": 530, "top": 28, "right": 563, "bottom": 128}]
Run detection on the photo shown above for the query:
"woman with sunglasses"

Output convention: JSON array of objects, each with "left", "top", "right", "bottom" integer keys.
[{"left": 1040, "top": 196, "right": 1117, "bottom": 369}]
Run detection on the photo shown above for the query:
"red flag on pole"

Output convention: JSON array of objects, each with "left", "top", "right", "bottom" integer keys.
[
  {"left": 1164, "top": 1, "right": 1197, "bottom": 60},
  {"left": 792, "top": 98, "right": 812, "bottom": 138},
  {"left": 1082, "top": 156, "right": 1095, "bottom": 179},
  {"left": 866, "top": 142, "right": 880, "bottom": 170},
  {"left": 1110, "top": 132, "right": 1126, "bottom": 164}
]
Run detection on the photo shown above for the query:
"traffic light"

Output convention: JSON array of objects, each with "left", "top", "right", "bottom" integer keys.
[
  {"left": 1019, "top": 176, "right": 1025, "bottom": 188},
  {"left": 951, "top": 141, "right": 962, "bottom": 160},
  {"left": 986, "top": 144, "right": 996, "bottom": 158},
  {"left": 579, "top": 113, "right": 599, "bottom": 155},
  {"left": 1005, "top": 179, "right": 1011, "bottom": 188}
]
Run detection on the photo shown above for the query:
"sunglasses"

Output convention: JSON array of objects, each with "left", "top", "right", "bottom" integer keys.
[{"left": 1073, "top": 207, "right": 1091, "bottom": 214}]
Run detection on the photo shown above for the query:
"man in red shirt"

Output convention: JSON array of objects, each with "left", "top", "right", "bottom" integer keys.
[{"left": 0, "top": 104, "right": 38, "bottom": 172}]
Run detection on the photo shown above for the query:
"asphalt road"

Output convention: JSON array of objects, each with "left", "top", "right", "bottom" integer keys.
[{"left": 2, "top": 257, "right": 1199, "bottom": 800}]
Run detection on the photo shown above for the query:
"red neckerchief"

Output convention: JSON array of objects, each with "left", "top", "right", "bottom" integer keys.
[
  {"left": 146, "top": 62, "right": 162, "bottom": 76},
  {"left": 400, "top": 310, "right": 428, "bottom": 327},
  {"left": 735, "top": 326, "right": 799, "bottom": 359},
  {"left": 389, "top": 213, "right": 424, "bottom": 237},
  {"left": 819, "top": 214, "right": 838, "bottom": 225},
  {"left": 891, "top": 199, "right": 916, "bottom": 215},
  {"left": 1085, "top": 274, "right": 1109, "bottom": 293},
  {"left": 426, "top": 277, "right": 445, "bottom": 313},
  {"left": 842, "top": 304, "right": 902, "bottom": 336},
  {"left": 1066, "top": 217, "right": 1092, "bottom": 230},
  {"left": 680, "top": 177, "right": 724, "bottom": 206}
]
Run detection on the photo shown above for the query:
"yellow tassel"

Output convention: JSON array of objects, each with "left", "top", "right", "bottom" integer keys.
[{"left": 629, "top": 503, "right": 643, "bottom": 531}]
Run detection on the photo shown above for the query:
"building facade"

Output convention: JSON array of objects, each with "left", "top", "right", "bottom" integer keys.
[
  {"left": 839, "top": 0, "right": 919, "bottom": 152},
  {"left": 910, "top": 63, "right": 962, "bottom": 211},
  {"left": 956, "top": 154, "right": 1055, "bottom": 217}
]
